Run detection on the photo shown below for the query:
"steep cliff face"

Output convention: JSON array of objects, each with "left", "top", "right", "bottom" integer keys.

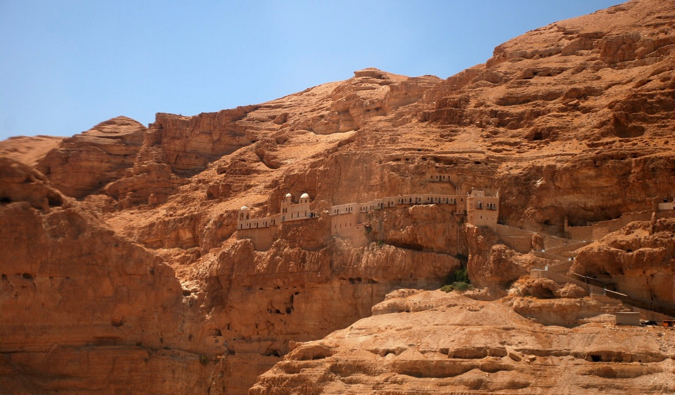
[
  {"left": 151, "top": 107, "right": 260, "bottom": 175},
  {"left": 419, "top": 0, "right": 675, "bottom": 229},
  {"left": 465, "top": 225, "right": 539, "bottom": 291},
  {"left": 1, "top": 0, "right": 675, "bottom": 393},
  {"left": 196, "top": 237, "right": 459, "bottom": 393},
  {"left": 0, "top": 200, "right": 222, "bottom": 393}
]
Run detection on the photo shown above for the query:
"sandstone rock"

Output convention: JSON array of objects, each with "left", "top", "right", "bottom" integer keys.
[
  {"left": 36, "top": 116, "right": 146, "bottom": 198},
  {"left": 0, "top": 157, "right": 65, "bottom": 210},
  {"left": 0, "top": 200, "right": 224, "bottom": 393},
  {"left": 150, "top": 108, "right": 260, "bottom": 175},
  {"left": 573, "top": 218, "right": 675, "bottom": 306},
  {"left": 556, "top": 282, "right": 587, "bottom": 299},
  {"left": 1, "top": 0, "right": 675, "bottom": 393},
  {"left": 251, "top": 291, "right": 675, "bottom": 394},
  {"left": 466, "top": 225, "right": 546, "bottom": 291},
  {"left": 509, "top": 296, "right": 629, "bottom": 327},
  {"left": 0, "top": 135, "right": 63, "bottom": 167},
  {"left": 103, "top": 162, "right": 187, "bottom": 207},
  {"left": 509, "top": 277, "right": 587, "bottom": 300}
]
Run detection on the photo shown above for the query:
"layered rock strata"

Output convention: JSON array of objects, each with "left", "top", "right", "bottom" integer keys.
[
  {"left": 251, "top": 291, "right": 675, "bottom": 394},
  {"left": 0, "top": 0, "right": 675, "bottom": 393}
]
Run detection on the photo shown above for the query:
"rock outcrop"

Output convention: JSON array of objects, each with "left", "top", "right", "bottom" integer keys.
[
  {"left": 0, "top": 157, "right": 64, "bottom": 210},
  {"left": 573, "top": 218, "right": 675, "bottom": 306},
  {"left": 0, "top": 135, "right": 63, "bottom": 167},
  {"left": 0, "top": 200, "right": 221, "bottom": 393},
  {"left": 1, "top": 0, "right": 675, "bottom": 393},
  {"left": 251, "top": 291, "right": 675, "bottom": 394},
  {"left": 37, "top": 117, "right": 146, "bottom": 198}
]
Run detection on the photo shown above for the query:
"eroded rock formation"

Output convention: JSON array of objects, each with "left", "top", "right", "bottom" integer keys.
[
  {"left": 573, "top": 218, "right": 675, "bottom": 306},
  {"left": 36, "top": 116, "right": 147, "bottom": 199},
  {"left": 1, "top": 0, "right": 675, "bottom": 393},
  {"left": 251, "top": 291, "right": 675, "bottom": 394}
]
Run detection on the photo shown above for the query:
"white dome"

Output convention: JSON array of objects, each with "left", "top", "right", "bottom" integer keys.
[
  {"left": 240, "top": 206, "right": 249, "bottom": 211},
  {"left": 300, "top": 193, "right": 309, "bottom": 199},
  {"left": 285, "top": 193, "right": 292, "bottom": 198}
]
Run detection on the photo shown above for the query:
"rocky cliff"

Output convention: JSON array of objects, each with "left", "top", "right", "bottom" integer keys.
[
  {"left": 1, "top": 0, "right": 675, "bottom": 393},
  {"left": 252, "top": 290, "right": 675, "bottom": 394}
]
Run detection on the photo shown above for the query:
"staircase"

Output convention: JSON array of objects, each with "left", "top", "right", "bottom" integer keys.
[
  {"left": 495, "top": 223, "right": 675, "bottom": 319},
  {"left": 532, "top": 269, "right": 675, "bottom": 319}
]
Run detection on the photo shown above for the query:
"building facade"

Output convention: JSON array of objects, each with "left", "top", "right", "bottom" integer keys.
[
  {"left": 237, "top": 187, "right": 500, "bottom": 247},
  {"left": 466, "top": 190, "right": 499, "bottom": 231}
]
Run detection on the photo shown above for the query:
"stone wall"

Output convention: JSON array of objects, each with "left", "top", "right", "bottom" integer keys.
[
  {"left": 238, "top": 226, "right": 278, "bottom": 250},
  {"left": 565, "top": 210, "right": 655, "bottom": 241},
  {"left": 238, "top": 214, "right": 280, "bottom": 230},
  {"left": 243, "top": 192, "right": 479, "bottom": 250},
  {"left": 496, "top": 224, "right": 562, "bottom": 253}
]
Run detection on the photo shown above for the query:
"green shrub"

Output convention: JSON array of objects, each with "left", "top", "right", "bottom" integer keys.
[
  {"left": 450, "top": 268, "right": 469, "bottom": 283},
  {"left": 451, "top": 281, "right": 474, "bottom": 291},
  {"left": 199, "top": 355, "right": 208, "bottom": 365},
  {"left": 440, "top": 284, "right": 454, "bottom": 293},
  {"left": 440, "top": 268, "right": 473, "bottom": 292}
]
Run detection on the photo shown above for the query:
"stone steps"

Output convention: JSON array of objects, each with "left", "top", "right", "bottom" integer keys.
[{"left": 534, "top": 269, "right": 675, "bottom": 319}]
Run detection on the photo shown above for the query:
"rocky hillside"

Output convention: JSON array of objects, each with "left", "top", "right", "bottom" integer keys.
[
  {"left": 1, "top": 0, "right": 675, "bottom": 393},
  {"left": 252, "top": 290, "right": 675, "bottom": 394}
]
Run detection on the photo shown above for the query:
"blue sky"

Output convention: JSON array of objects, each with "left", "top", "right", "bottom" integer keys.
[{"left": 0, "top": 1, "right": 623, "bottom": 140}]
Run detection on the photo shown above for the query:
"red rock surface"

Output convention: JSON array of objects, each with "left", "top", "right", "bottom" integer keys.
[
  {"left": 252, "top": 291, "right": 675, "bottom": 394},
  {"left": 573, "top": 218, "right": 675, "bottom": 306},
  {"left": 36, "top": 116, "right": 147, "bottom": 198},
  {"left": 1, "top": 0, "right": 675, "bottom": 393}
]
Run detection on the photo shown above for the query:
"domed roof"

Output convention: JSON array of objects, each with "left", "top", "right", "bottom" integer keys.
[
  {"left": 240, "top": 206, "right": 249, "bottom": 211},
  {"left": 285, "top": 193, "right": 292, "bottom": 198},
  {"left": 300, "top": 193, "right": 310, "bottom": 199}
]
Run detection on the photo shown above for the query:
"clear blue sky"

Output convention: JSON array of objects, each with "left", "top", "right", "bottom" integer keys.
[{"left": 0, "top": 1, "right": 623, "bottom": 140}]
